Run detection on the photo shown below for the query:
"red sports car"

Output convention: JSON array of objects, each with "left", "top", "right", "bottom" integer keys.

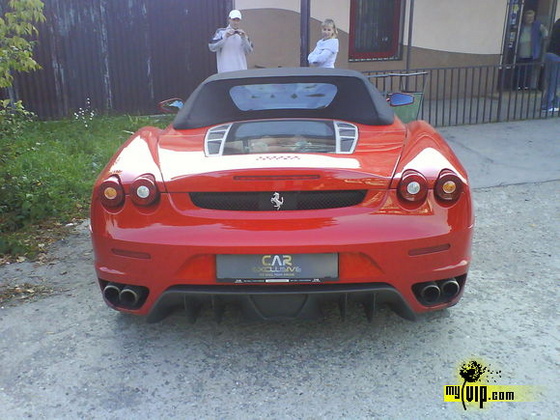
[{"left": 90, "top": 68, "right": 473, "bottom": 322}]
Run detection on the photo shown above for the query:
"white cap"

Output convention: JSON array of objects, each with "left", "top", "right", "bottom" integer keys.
[{"left": 228, "top": 10, "right": 242, "bottom": 20}]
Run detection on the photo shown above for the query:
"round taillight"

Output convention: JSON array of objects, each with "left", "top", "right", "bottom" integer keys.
[
  {"left": 130, "top": 175, "right": 159, "bottom": 206},
  {"left": 398, "top": 170, "right": 428, "bottom": 203},
  {"left": 435, "top": 171, "right": 463, "bottom": 202},
  {"left": 98, "top": 177, "right": 124, "bottom": 208}
]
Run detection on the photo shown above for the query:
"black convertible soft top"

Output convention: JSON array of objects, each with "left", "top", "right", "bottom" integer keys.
[{"left": 173, "top": 67, "right": 395, "bottom": 130}]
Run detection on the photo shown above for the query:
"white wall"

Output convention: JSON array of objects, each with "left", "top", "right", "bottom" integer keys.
[
  {"left": 410, "top": 0, "right": 505, "bottom": 54},
  {"left": 310, "top": 2, "right": 350, "bottom": 32},
  {"left": 236, "top": 0, "right": 300, "bottom": 13},
  {"left": 236, "top": 0, "right": 514, "bottom": 55},
  {"left": 237, "top": 0, "right": 350, "bottom": 31}
]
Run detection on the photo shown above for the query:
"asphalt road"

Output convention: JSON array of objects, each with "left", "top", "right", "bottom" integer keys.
[{"left": 1, "top": 119, "right": 559, "bottom": 419}]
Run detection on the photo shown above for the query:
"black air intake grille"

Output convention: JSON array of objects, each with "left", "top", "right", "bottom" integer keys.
[{"left": 190, "top": 190, "right": 367, "bottom": 211}]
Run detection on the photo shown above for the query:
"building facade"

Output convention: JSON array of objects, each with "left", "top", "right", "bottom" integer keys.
[{"left": 235, "top": 0, "right": 559, "bottom": 72}]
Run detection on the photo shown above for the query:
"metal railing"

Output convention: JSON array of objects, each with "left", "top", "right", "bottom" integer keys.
[{"left": 364, "top": 63, "right": 559, "bottom": 127}]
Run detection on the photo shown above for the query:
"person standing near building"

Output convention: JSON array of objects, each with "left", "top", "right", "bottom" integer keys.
[
  {"left": 514, "top": 10, "right": 548, "bottom": 89},
  {"left": 542, "top": 18, "right": 560, "bottom": 112},
  {"left": 208, "top": 10, "right": 253, "bottom": 73},
  {"left": 307, "top": 19, "right": 339, "bottom": 68}
]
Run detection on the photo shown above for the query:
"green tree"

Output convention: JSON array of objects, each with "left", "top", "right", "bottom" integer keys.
[{"left": 0, "top": 0, "right": 45, "bottom": 88}]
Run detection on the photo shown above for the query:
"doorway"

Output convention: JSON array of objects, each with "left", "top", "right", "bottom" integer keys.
[
  {"left": 502, "top": 0, "right": 558, "bottom": 66},
  {"left": 501, "top": 0, "right": 557, "bottom": 89}
]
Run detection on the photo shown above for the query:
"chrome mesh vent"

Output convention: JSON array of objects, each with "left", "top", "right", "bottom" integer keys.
[
  {"left": 334, "top": 121, "right": 359, "bottom": 153},
  {"left": 204, "top": 124, "right": 233, "bottom": 155}
]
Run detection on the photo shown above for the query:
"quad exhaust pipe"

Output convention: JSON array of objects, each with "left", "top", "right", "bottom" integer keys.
[
  {"left": 417, "top": 278, "right": 461, "bottom": 305},
  {"left": 440, "top": 279, "right": 460, "bottom": 299},
  {"left": 419, "top": 282, "right": 441, "bottom": 304},
  {"left": 120, "top": 286, "right": 146, "bottom": 307},
  {"left": 102, "top": 283, "right": 122, "bottom": 306},
  {"left": 102, "top": 283, "right": 147, "bottom": 308}
]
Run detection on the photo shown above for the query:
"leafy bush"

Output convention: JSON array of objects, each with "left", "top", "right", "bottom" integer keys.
[
  {"left": 0, "top": 0, "right": 46, "bottom": 88},
  {"left": 0, "top": 111, "right": 173, "bottom": 256},
  {"left": 0, "top": 98, "right": 35, "bottom": 133}
]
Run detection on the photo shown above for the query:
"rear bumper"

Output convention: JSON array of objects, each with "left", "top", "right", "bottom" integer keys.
[
  {"left": 93, "top": 231, "right": 471, "bottom": 316},
  {"left": 145, "top": 283, "right": 419, "bottom": 322},
  {"left": 91, "top": 190, "right": 473, "bottom": 321}
]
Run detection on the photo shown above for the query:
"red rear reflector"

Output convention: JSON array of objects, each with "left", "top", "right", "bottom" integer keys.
[
  {"left": 111, "top": 248, "right": 151, "bottom": 259},
  {"left": 408, "top": 243, "right": 451, "bottom": 256}
]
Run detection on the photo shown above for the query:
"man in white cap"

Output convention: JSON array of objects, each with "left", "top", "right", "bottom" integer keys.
[{"left": 208, "top": 9, "right": 253, "bottom": 73}]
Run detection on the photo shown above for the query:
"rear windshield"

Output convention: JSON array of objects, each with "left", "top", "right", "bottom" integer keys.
[
  {"left": 229, "top": 83, "right": 337, "bottom": 111},
  {"left": 223, "top": 120, "right": 336, "bottom": 154}
]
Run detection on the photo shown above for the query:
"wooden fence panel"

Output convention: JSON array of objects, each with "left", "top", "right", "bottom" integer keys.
[{"left": 4, "top": 0, "right": 231, "bottom": 119}]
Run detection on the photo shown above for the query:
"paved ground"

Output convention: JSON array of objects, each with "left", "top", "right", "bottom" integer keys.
[
  {"left": 438, "top": 117, "right": 560, "bottom": 188},
  {"left": 0, "top": 118, "right": 559, "bottom": 419}
]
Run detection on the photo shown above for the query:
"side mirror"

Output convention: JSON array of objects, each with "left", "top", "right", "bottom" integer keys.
[
  {"left": 158, "top": 98, "right": 184, "bottom": 113},
  {"left": 388, "top": 93, "right": 414, "bottom": 107}
]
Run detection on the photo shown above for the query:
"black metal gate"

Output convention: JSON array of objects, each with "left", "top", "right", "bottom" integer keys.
[{"left": 5, "top": 0, "right": 232, "bottom": 119}]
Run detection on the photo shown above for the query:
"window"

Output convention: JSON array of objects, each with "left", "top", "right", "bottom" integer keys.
[
  {"left": 229, "top": 83, "right": 337, "bottom": 111},
  {"left": 349, "top": 0, "right": 404, "bottom": 61},
  {"left": 224, "top": 120, "right": 337, "bottom": 154}
]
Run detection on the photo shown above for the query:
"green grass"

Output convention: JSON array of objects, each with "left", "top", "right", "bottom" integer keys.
[{"left": 0, "top": 113, "right": 173, "bottom": 257}]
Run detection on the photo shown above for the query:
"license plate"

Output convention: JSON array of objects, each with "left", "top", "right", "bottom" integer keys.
[{"left": 216, "top": 253, "right": 338, "bottom": 284}]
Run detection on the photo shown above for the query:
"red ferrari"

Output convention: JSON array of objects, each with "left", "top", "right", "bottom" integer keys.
[{"left": 90, "top": 68, "right": 474, "bottom": 322}]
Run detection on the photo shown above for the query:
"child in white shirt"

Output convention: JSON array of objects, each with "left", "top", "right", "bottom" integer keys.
[{"left": 308, "top": 19, "right": 339, "bottom": 68}]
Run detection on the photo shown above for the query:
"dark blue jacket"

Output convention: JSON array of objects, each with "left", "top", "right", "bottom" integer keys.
[
  {"left": 548, "top": 19, "right": 560, "bottom": 56},
  {"left": 528, "top": 20, "right": 546, "bottom": 60}
]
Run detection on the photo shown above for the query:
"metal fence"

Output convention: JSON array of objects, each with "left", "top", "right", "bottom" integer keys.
[{"left": 364, "top": 62, "right": 559, "bottom": 127}]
